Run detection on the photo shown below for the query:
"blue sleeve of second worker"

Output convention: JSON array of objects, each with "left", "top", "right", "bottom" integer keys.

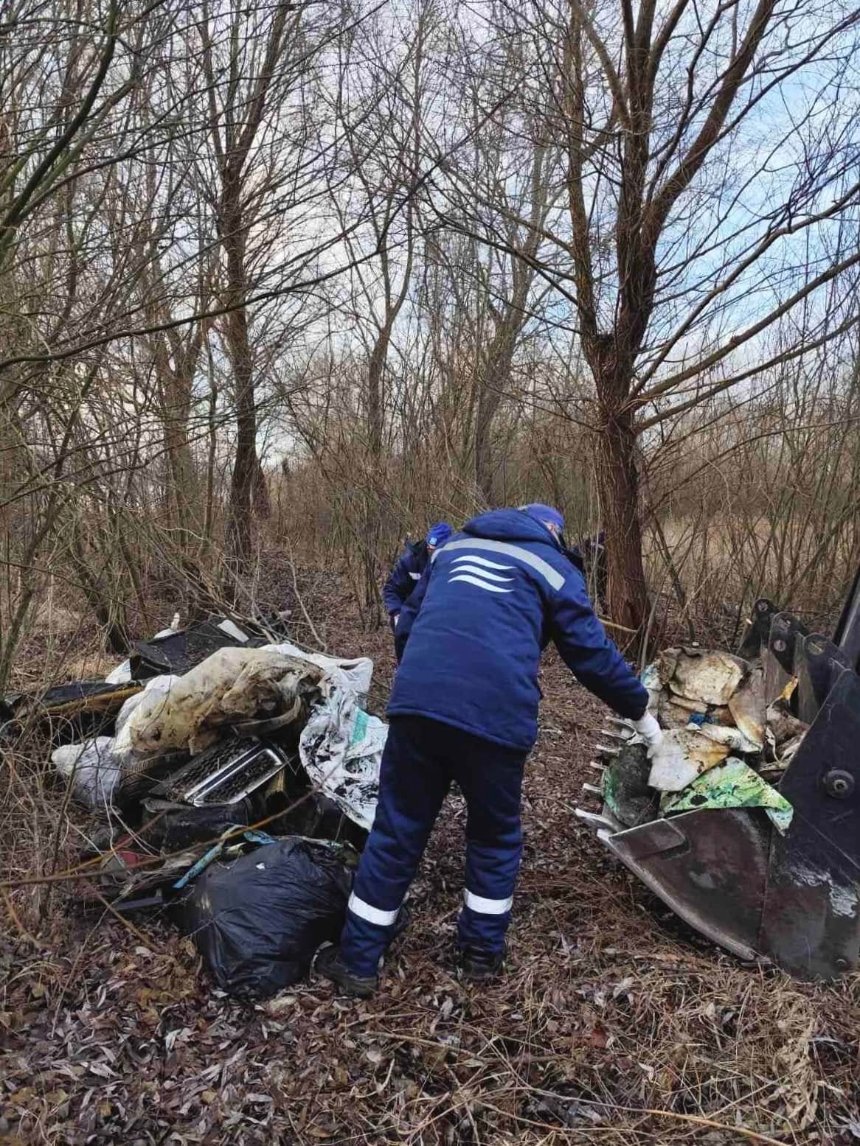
[
  {"left": 383, "top": 550, "right": 413, "bottom": 615},
  {"left": 393, "top": 564, "right": 431, "bottom": 662},
  {"left": 550, "top": 570, "right": 648, "bottom": 719}
]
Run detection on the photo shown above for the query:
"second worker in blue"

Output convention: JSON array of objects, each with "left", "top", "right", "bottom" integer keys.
[{"left": 382, "top": 521, "right": 453, "bottom": 632}]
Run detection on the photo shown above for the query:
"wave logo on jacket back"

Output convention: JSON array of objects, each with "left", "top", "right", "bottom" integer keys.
[{"left": 447, "top": 553, "right": 514, "bottom": 594}]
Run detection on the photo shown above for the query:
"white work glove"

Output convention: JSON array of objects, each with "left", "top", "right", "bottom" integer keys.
[{"left": 633, "top": 711, "right": 663, "bottom": 754}]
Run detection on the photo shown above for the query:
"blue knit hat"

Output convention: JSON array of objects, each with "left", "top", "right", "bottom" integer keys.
[
  {"left": 520, "top": 503, "right": 565, "bottom": 533},
  {"left": 426, "top": 521, "right": 453, "bottom": 548}
]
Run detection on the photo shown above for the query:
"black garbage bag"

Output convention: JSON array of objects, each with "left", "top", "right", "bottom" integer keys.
[
  {"left": 179, "top": 837, "right": 352, "bottom": 998},
  {"left": 140, "top": 798, "right": 254, "bottom": 851}
]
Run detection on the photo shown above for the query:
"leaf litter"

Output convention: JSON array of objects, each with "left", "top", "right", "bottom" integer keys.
[{"left": 2, "top": 586, "right": 859, "bottom": 1145}]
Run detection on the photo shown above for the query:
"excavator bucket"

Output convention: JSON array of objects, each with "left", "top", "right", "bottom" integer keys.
[{"left": 578, "top": 566, "right": 860, "bottom": 980}]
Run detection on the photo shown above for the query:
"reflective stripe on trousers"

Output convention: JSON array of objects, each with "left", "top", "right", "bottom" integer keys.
[
  {"left": 339, "top": 715, "right": 527, "bottom": 976},
  {"left": 463, "top": 890, "right": 513, "bottom": 915},
  {"left": 348, "top": 893, "right": 400, "bottom": 927}
]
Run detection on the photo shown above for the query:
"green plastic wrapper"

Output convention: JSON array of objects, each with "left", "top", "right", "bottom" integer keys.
[{"left": 662, "top": 757, "right": 793, "bottom": 834}]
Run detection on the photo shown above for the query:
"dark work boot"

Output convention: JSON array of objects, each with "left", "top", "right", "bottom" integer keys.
[
  {"left": 457, "top": 945, "right": 506, "bottom": 983},
  {"left": 314, "top": 945, "right": 378, "bottom": 998}
]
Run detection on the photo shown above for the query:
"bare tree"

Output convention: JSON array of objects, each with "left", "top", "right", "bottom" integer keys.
[
  {"left": 445, "top": 0, "right": 860, "bottom": 632},
  {"left": 197, "top": 1, "right": 298, "bottom": 575}
]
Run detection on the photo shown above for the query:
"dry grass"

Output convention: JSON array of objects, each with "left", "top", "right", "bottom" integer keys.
[{"left": 1, "top": 578, "right": 858, "bottom": 1145}]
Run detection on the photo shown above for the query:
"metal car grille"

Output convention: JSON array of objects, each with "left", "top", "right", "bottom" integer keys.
[{"left": 153, "top": 736, "right": 289, "bottom": 806}]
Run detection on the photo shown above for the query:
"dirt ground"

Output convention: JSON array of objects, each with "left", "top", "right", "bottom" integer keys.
[{"left": 1, "top": 581, "right": 859, "bottom": 1145}]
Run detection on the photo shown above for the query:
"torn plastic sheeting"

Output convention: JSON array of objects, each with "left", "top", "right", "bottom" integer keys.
[
  {"left": 116, "top": 674, "right": 177, "bottom": 730},
  {"left": 662, "top": 757, "right": 794, "bottom": 833},
  {"left": 646, "top": 727, "right": 730, "bottom": 792},
  {"left": 299, "top": 695, "right": 384, "bottom": 833},
  {"left": 660, "top": 646, "right": 747, "bottom": 705},
  {"left": 105, "top": 660, "right": 133, "bottom": 685},
  {"left": 262, "top": 641, "right": 374, "bottom": 704},
  {"left": 123, "top": 648, "right": 323, "bottom": 756},
  {"left": 263, "top": 641, "right": 382, "bottom": 831},
  {"left": 50, "top": 676, "right": 180, "bottom": 813},
  {"left": 640, "top": 662, "right": 663, "bottom": 713},
  {"left": 112, "top": 675, "right": 180, "bottom": 765},
  {"left": 727, "top": 666, "right": 766, "bottom": 749},
  {"left": 694, "top": 721, "right": 763, "bottom": 755},
  {"left": 658, "top": 696, "right": 709, "bottom": 730},
  {"left": 766, "top": 699, "right": 809, "bottom": 749}
]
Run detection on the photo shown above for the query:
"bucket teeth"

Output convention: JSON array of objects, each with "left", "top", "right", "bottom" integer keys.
[
  {"left": 586, "top": 761, "right": 605, "bottom": 774},
  {"left": 574, "top": 808, "right": 618, "bottom": 832},
  {"left": 607, "top": 716, "right": 636, "bottom": 733},
  {"left": 598, "top": 729, "right": 630, "bottom": 745},
  {"left": 582, "top": 782, "right": 603, "bottom": 797},
  {"left": 601, "top": 732, "right": 640, "bottom": 749},
  {"left": 595, "top": 744, "right": 621, "bottom": 757}
]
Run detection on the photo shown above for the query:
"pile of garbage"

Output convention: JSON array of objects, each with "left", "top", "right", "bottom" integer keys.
[
  {"left": 576, "top": 612, "right": 860, "bottom": 982},
  {"left": 587, "top": 646, "right": 809, "bottom": 834},
  {"left": 5, "top": 616, "right": 387, "bottom": 999}
]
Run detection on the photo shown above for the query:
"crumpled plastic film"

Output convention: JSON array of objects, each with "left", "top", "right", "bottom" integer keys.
[{"left": 662, "top": 756, "right": 794, "bottom": 833}]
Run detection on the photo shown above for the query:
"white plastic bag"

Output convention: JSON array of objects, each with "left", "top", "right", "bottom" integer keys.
[{"left": 52, "top": 737, "right": 123, "bottom": 809}]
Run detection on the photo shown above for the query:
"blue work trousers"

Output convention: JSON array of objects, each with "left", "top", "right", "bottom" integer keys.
[{"left": 340, "top": 715, "right": 528, "bottom": 976}]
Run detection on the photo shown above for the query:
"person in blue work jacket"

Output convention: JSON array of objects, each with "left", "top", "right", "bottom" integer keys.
[
  {"left": 382, "top": 521, "right": 453, "bottom": 632},
  {"left": 316, "top": 504, "right": 662, "bottom": 996}
]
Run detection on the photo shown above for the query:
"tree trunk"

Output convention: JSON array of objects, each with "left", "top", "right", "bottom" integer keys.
[
  {"left": 474, "top": 319, "right": 519, "bottom": 503},
  {"left": 473, "top": 390, "right": 497, "bottom": 503},
  {"left": 252, "top": 452, "right": 271, "bottom": 519},
  {"left": 226, "top": 320, "right": 256, "bottom": 577},
  {"left": 162, "top": 382, "right": 196, "bottom": 533},
  {"left": 366, "top": 327, "right": 390, "bottom": 456},
  {"left": 474, "top": 369, "right": 503, "bottom": 503},
  {"left": 594, "top": 405, "right": 648, "bottom": 636},
  {"left": 221, "top": 208, "right": 258, "bottom": 580}
]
